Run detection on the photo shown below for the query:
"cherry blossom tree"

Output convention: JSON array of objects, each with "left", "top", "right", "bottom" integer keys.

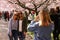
[{"left": 7, "top": 0, "right": 60, "bottom": 15}]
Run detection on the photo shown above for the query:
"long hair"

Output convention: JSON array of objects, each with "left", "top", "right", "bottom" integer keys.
[
  {"left": 39, "top": 10, "right": 53, "bottom": 26},
  {"left": 50, "top": 8, "right": 56, "bottom": 15},
  {"left": 18, "top": 11, "right": 24, "bottom": 20}
]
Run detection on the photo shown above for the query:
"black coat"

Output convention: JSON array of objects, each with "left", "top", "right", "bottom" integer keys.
[
  {"left": 17, "top": 17, "right": 27, "bottom": 32},
  {"left": 50, "top": 14, "right": 58, "bottom": 30},
  {"left": 50, "top": 14, "right": 60, "bottom": 31},
  {"left": 22, "top": 17, "right": 27, "bottom": 32}
]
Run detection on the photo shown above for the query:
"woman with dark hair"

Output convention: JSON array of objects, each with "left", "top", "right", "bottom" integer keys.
[
  {"left": 50, "top": 8, "right": 59, "bottom": 40},
  {"left": 0, "top": 11, "right": 2, "bottom": 20},
  {"left": 17, "top": 11, "right": 27, "bottom": 40},
  {"left": 54, "top": 6, "right": 60, "bottom": 40},
  {"left": 28, "top": 10, "right": 54, "bottom": 40}
]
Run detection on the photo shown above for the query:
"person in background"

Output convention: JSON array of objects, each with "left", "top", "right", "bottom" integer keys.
[
  {"left": 4, "top": 11, "right": 7, "bottom": 21},
  {"left": 56, "top": 6, "right": 60, "bottom": 14},
  {"left": 8, "top": 11, "right": 18, "bottom": 40},
  {"left": 27, "top": 10, "right": 54, "bottom": 40},
  {"left": 50, "top": 8, "right": 58, "bottom": 40},
  {"left": 55, "top": 6, "right": 60, "bottom": 40},
  {"left": 9, "top": 10, "right": 18, "bottom": 19},
  {"left": 6, "top": 11, "right": 9, "bottom": 21},
  {"left": 0, "top": 11, "right": 2, "bottom": 20},
  {"left": 9, "top": 12, "right": 13, "bottom": 19},
  {"left": 17, "top": 11, "right": 27, "bottom": 40}
]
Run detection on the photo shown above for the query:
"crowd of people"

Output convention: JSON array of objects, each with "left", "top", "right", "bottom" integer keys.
[
  {"left": 0, "top": 11, "right": 12, "bottom": 21},
  {"left": 0, "top": 6, "right": 60, "bottom": 40}
]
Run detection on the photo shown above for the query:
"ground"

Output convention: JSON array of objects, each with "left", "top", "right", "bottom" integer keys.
[
  {"left": 0, "top": 19, "right": 8, "bottom": 40},
  {"left": 0, "top": 19, "right": 33, "bottom": 40}
]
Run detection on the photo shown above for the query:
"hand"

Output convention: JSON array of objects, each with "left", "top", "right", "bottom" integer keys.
[
  {"left": 34, "top": 15, "right": 39, "bottom": 22},
  {"left": 23, "top": 32, "right": 27, "bottom": 36},
  {"left": 9, "top": 32, "right": 12, "bottom": 37}
]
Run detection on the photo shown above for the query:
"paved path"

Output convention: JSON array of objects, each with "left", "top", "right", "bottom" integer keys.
[
  {"left": 0, "top": 19, "right": 33, "bottom": 40},
  {"left": 0, "top": 19, "right": 8, "bottom": 40}
]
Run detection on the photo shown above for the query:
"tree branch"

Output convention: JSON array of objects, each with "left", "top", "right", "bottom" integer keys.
[
  {"left": 43, "top": 0, "right": 50, "bottom": 9},
  {"left": 37, "top": 0, "right": 48, "bottom": 8},
  {"left": 44, "top": 0, "right": 56, "bottom": 9},
  {"left": 31, "top": 0, "right": 37, "bottom": 8},
  {"left": 8, "top": 0, "right": 35, "bottom": 11},
  {"left": 8, "top": 1, "right": 14, "bottom": 4},
  {"left": 16, "top": 0, "right": 35, "bottom": 11},
  {"left": 8, "top": 0, "right": 51, "bottom": 12}
]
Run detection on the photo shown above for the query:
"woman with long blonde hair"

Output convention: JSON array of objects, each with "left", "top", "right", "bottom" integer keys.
[
  {"left": 38, "top": 10, "right": 53, "bottom": 26},
  {"left": 28, "top": 10, "right": 54, "bottom": 40}
]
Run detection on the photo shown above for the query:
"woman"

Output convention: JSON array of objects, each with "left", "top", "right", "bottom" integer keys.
[
  {"left": 8, "top": 11, "right": 18, "bottom": 40},
  {"left": 27, "top": 10, "right": 54, "bottom": 40},
  {"left": 0, "top": 12, "right": 2, "bottom": 20},
  {"left": 18, "top": 11, "right": 27, "bottom": 40},
  {"left": 50, "top": 8, "right": 59, "bottom": 40}
]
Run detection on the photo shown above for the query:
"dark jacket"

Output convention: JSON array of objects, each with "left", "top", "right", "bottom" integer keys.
[
  {"left": 22, "top": 17, "right": 27, "bottom": 32},
  {"left": 50, "top": 14, "right": 60, "bottom": 31}
]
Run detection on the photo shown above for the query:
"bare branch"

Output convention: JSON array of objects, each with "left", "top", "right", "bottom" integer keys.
[
  {"left": 8, "top": 0, "right": 55, "bottom": 12},
  {"left": 16, "top": 0, "right": 35, "bottom": 11},
  {"left": 8, "top": 0, "right": 18, "bottom": 4},
  {"left": 37, "top": 0, "right": 48, "bottom": 8},
  {"left": 32, "top": 0, "right": 37, "bottom": 8},
  {"left": 8, "top": 0, "right": 35, "bottom": 11},
  {"left": 8, "top": 1, "right": 14, "bottom": 4},
  {"left": 43, "top": 0, "right": 50, "bottom": 9},
  {"left": 44, "top": 0, "right": 56, "bottom": 9}
]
